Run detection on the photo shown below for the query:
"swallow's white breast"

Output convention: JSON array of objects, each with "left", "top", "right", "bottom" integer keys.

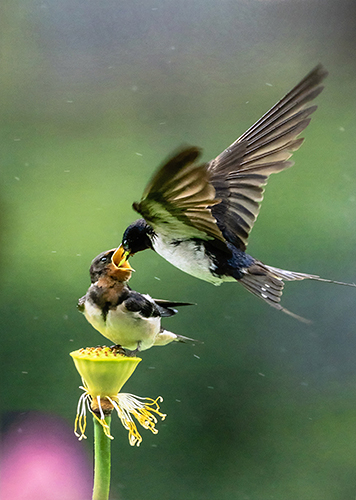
[
  {"left": 84, "top": 300, "right": 160, "bottom": 351},
  {"left": 152, "top": 235, "right": 234, "bottom": 285}
]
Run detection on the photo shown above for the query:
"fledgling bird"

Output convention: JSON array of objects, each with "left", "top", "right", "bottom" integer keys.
[
  {"left": 119, "top": 65, "right": 355, "bottom": 321},
  {"left": 78, "top": 246, "right": 195, "bottom": 354}
]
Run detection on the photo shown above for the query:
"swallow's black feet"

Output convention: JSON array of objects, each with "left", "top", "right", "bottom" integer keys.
[
  {"left": 110, "top": 344, "right": 142, "bottom": 357},
  {"left": 126, "top": 347, "right": 140, "bottom": 357},
  {"left": 118, "top": 341, "right": 142, "bottom": 357},
  {"left": 110, "top": 344, "right": 127, "bottom": 356}
]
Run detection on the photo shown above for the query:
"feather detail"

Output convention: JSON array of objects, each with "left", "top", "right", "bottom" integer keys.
[
  {"left": 131, "top": 67, "right": 327, "bottom": 251},
  {"left": 153, "top": 299, "right": 195, "bottom": 317},
  {"left": 239, "top": 259, "right": 355, "bottom": 322},
  {"left": 153, "top": 330, "right": 200, "bottom": 346},
  {"left": 133, "top": 147, "right": 225, "bottom": 242},
  {"left": 207, "top": 64, "right": 328, "bottom": 250},
  {"left": 238, "top": 262, "right": 312, "bottom": 322}
]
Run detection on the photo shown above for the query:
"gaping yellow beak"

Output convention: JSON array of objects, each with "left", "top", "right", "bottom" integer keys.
[{"left": 112, "top": 245, "right": 135, "bottom": 271}]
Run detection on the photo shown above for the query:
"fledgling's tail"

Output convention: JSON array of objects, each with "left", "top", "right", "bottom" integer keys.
[
  {"left": 239, "top": 260, "right": 355, "bottom": 323},
  {"left": 154, "top": 329, "right": 201, "bottom": 346},
  {"left": 174, "top": 333, "right": 202, "bottom": 344}
]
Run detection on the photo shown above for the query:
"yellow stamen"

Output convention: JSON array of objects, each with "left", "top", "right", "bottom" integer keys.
[
  {"left": 71, "top": 356, "right": 166, "bottom": 446},
  {"left": 108, "top": 394, "right": 166, "bottom": 447}
]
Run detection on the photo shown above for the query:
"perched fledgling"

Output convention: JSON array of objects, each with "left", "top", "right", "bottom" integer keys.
[
  {"left": 78, "top": 246, "right": 195, "bottom": 354},
  {"left": 119, "top": 65, "right": 355, "bottom": 321}
]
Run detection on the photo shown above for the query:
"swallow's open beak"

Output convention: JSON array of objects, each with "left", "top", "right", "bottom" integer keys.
[{"left": 112, "top": 245, "right": 135, "bottom": 271}]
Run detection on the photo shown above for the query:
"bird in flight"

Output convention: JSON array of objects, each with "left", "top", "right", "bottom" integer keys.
[
  {"left": 119, "top": 65, "right": 354, "bottom": 320},
  {"left": 78, "top": 246, "right": 195, "bottom": 354}
]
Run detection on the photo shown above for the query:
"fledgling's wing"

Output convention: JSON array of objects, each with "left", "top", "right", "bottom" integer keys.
[
  {"left": 123, "top": 292, "right": 194, "bottom": 319},
  {"left": 207, "top": 64, "right": 328, "bottom": 251},
  {"left": 153, "top": 299, "right": 196, "bottom": 317},
  {"left": 132, "top": 148, "right": 226, "bottom": 244},
  {"left": 77, "top": 295, "right": 86, "bottom": 312},
  {"left": 123, "top": 291, "right": 161, "bottom": 318}
]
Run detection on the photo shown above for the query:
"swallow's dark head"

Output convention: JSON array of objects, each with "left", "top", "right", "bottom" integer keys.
[{"left": 122, "top": 218, "right": 154, "bottom": 255}]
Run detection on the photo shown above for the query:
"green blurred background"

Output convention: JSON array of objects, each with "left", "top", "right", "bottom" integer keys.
[{"left": 1, "top": 0, "right": 356, "bottom": 498}]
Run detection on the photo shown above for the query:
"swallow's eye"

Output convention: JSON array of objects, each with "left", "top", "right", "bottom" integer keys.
[{"left": 100, "top": 256, "right": 107, "bottom": 263}]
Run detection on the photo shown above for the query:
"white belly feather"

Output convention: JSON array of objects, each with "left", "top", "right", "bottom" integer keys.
[
  {"left": 152, "top": 235, "right": 234, "bottom": 285},
  {"left": 84, "top": 298, "right": 161, "bottom": 351}
]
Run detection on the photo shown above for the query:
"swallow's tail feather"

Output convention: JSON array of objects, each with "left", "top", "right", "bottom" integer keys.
[
  {"left": 154, "top": 329, "right": 200, "bottom": 347},
  {"left": 238, "top": 261, "right": 355, "bottom": 323},
  {"left": 264, "top": 263, "right": 356, "bottom": 287},
  {"left": 154, "top": 299, "right": 196, "bottom": 307},
  {"left": 174, "top": 333, "right": 201, "bottom": 344},
  {"left": 154, "top": 299, "right": 196, "bottom": 318},
  {"left": 238, "top": 261, "right": 310, "bottom": 322}
]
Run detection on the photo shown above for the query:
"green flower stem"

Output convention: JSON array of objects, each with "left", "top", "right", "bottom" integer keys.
[{"left": 92, "top": 415, "right": 112, "bottom": 500}]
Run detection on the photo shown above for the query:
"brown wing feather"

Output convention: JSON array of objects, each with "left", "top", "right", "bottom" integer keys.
[
  {"left": 133, "top": 147, "right": 225, "bottom": 242},
  {"left": 208, "top": 64, "right": 328, "bottom": 250},
  {"left": 132, "top": 66, "right": 327, "bottom": 250}
]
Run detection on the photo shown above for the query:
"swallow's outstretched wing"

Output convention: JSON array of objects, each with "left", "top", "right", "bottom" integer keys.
[
  {"left": 207, "top": 64, "right": 328, "bottom": 250},
  {"left": 133, "top": 147, "right": 225, "bottom": 243},
  {"left": 133, "top": 65, "right": 327, "bottom": 250}
]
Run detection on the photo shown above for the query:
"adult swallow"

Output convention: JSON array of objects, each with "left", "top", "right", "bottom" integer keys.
[
  {"left": 119, "top": 65, "right": 355, "bottom": 320},
  {"left": 78, "top": 246, "right": 195, "bottom": 354}
]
